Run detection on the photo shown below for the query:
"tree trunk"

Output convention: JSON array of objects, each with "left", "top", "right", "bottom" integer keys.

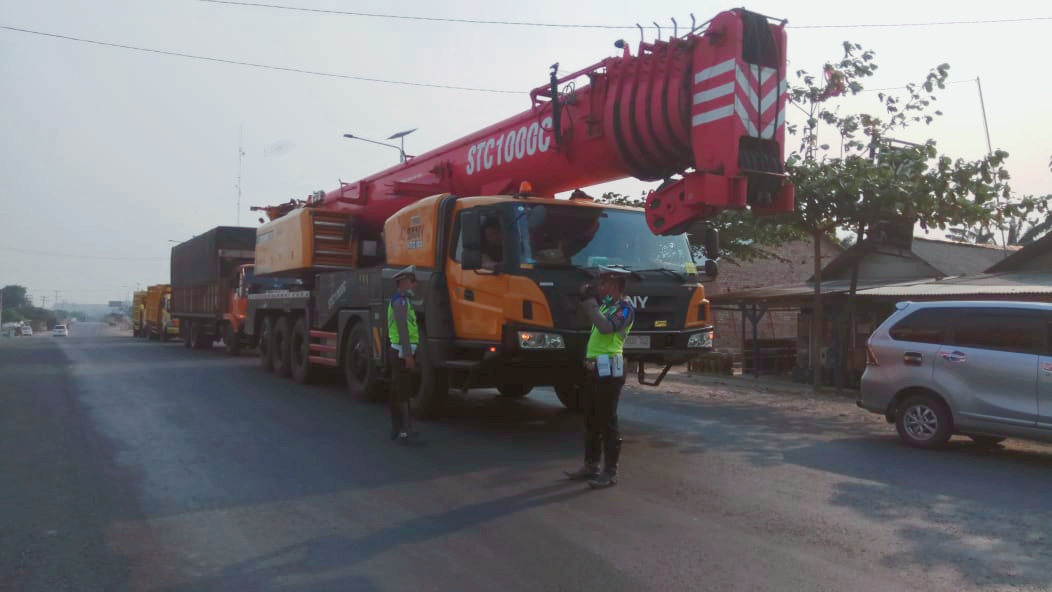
[
  {"left": 843, "top": 223, "right": 865, "bottom": 392},
  {"left": 811, "top": 230, "right": 823, "bottom": 391}
]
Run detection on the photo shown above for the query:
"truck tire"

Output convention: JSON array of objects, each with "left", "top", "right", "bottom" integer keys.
[
  {"left": 555, "top": 384, "right": 585, "bottom": 412},
  {"left": 183, "top": 321, "right": 192, "bottom": 348},
  {"left": 225, "top": 323, "right": 241, "bottom": 356},
  {"left": 272, "top": 316, "right": 291, "bottom": 378},
  {"left": 497, "top": 384, "right": 532, "bottom": 398},
  {"left": 344, "top": 322, "right": 382, "bottom": 401},
  {"left": 411, "top": 339, "right": 449, "bottom": 419},
  {"left": 290, "top": 317, "right": 314, "bottom": 385},
  {"left": 259, "top": 317, "right": 274, "bottom": 372}
]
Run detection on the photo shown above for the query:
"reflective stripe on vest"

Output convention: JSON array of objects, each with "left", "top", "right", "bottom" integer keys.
[
  {"left": 586, "top": 301, "right": 633, "bottom": 358},
  {"left": 387, "top": 294, "right": 419, "bottom": 346}
]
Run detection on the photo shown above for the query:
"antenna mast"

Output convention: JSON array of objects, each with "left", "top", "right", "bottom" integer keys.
[{"left": 237, "top": 124, "right": 245, "bottom": 225}]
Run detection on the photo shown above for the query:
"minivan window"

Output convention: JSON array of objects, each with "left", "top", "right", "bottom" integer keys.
[
  {"left": 888, "top": 308, "right": 950, "bottom": 344},
  {"left": 951, "top": 312, "right": 1038, "bottom": 355}
]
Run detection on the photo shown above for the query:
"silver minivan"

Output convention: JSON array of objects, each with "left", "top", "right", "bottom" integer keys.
[{"left": 858, "top": 300, "right": 1052, "bottom": 448}]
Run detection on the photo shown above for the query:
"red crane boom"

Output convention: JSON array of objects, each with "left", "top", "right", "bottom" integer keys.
[{"left": 259, "top": 8, "right": 794, "bottom": 236}]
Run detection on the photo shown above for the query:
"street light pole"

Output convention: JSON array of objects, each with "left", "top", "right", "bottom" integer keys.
[
  {"left": 343, "top": 129, "right": 417, "bottom": 164},
  {"left": 387, "top": 128, "right": 417, "bottom": 164}
]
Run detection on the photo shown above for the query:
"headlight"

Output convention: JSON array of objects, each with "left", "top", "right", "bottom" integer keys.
[
  {"left": 688, "top": 331, "right": 714, "bottom": 349},
  {"left": 517, "top": 331, "right": 565, "bottom": 350}
]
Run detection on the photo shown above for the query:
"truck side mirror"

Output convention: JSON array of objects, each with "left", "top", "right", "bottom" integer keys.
[
  {"left": 460, "top": 210, "right": 483, "bottom": 270},
  {"left": 704, "top": 228, "right": 721, "bottom": 261}
]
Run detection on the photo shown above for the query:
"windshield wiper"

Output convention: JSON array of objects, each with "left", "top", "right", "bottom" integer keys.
[{"left": 633, "top": 267, "right": 686, "bottom": 281}]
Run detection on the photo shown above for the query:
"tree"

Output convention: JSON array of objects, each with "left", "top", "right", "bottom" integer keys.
[
  {"left": 597, "top": 192, "right": 802, "bottom": 263},
  {"left": 1, "top": 285, "right": 29, "bottom": 310},
  {"left": 785, "top": 42, "right": 1049, "bottom": 389}
]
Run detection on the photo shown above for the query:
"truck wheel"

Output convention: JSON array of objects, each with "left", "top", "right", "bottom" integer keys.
[
  {"left": 411, "top": 340, "right": 449, "bottom": 419},
  {"left": 259, "top": 317, "right": 274, "bottom": 372},
  {"left": 272, "top": 316, "right": 291, "bottom": 378},
  {"left": 225, "top": 324, "right": 241, "bottom": 356},
  {"left": 555, "top": 384, "right": 585, "bottom": 412},
  {"left": 497, "top": 384, "right": 532, "bottom": 398},
  {"left": 344, "top": 322, "right": 382, "bottom": 401},
  {"left": 183, "top": 322, "right": 192, "bottom": 348},
  {"left": 290, "top": 317, "right": 314, "bottom": 385}
]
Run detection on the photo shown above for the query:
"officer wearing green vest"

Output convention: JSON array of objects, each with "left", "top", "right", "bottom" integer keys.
[
  {"left": 388, "top": 265, "right": 420, "bottom": 445},
  {"left": 565, "top": 266, "right": 635, "bottom": 488}
]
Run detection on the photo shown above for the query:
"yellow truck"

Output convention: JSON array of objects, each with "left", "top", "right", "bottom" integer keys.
[
  {"left": 131, "top": 290, "right": 147, "bottom": 337},
  {"left": 142, "top": 284, "right": 180, "bottom": 341}
]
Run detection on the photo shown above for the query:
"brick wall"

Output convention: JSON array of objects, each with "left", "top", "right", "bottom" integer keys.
[{"left": 706, "top": 237, "right": 842, "bottom": 352}]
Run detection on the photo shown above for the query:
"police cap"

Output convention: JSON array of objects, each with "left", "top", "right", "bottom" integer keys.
[{"left": 393, "top": 265, "right": 417, "bottom": 281}]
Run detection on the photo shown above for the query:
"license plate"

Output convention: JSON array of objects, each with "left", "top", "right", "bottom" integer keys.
[{"left": 624, "top": 335, "right": 650, "bottom": 349}]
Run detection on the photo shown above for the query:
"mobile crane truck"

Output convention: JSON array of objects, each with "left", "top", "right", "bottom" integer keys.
[{"left": 246, "top": 8, "right": 795, "bottom": 417}]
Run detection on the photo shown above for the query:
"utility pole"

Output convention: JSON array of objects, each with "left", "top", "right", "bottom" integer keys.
[
  {"left": 41, "top": 295, "right": 48, "bottom": 309},
  {"left": 54, "top": 290, "right": 59, "bottom": 310},
  {"left": 237, "top": 123, "right": 245, "bottom": 226},
  {"left": 975, "top": 76, "right": 1008, "bottom": 253}
]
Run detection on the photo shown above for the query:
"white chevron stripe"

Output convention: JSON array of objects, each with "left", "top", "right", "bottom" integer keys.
[
  {"left": 735, "top": 96, "right": 758, "bottom": 137},
  {"left": 693, "top": 81, "right": 735, "bottom": 105},
  {"left": 760, "top": 80, "right": 788, "bottom": 114},
  {"left": 694, "top": 58, "right": 736, "bottom": 84},
  {"left": 761, "top": 108, "right": 787, "bottom": 139},
  {"left": 692, "top": 103, "right": 734, "bottom": 126}
]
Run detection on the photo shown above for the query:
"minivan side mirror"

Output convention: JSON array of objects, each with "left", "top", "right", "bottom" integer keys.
[{"left": 460, "top": 209, "right": 483, "bottom": 270}]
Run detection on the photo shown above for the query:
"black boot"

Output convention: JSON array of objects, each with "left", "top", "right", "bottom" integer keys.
[
  {"left": 564, "top": 464, "right": 601, "bottom": 480},
  {"left": 587, "top": 472, "right": 618, "bottom": 488},
  {"left": 588, "top": 436, "right": 622, "bottom": 488}
]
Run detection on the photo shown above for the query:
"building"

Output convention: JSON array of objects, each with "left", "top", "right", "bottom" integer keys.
[
  {"left": 708, "top": 235, "right": 842, "bottom": 355},
  {"left": 709, "top": 230, "right": 1048, "bottom": 385}
]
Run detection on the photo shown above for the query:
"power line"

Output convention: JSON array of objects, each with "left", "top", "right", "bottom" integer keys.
[
  {"left": 0, "top": 24, "right": 1012, "bottom": 99},
  {"left": 199, "top": 1, "right": 1052, "bottom": 30},
  {"left": 0, "top": 245, "right": 168, "bottom": 261},
  {"left": 0, "top": 25, "right": 523, "bottom": 94}
]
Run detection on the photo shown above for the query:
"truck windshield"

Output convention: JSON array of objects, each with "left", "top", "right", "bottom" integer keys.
[
  {"left": 243, "top": 267, "right": 300, "bottom": 293},
  {"left": 513, "top": 203, "right": 694, "bottom": 271}
]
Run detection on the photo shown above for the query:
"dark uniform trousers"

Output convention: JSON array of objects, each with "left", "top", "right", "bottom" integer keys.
[
  {"left": 387, "top": 347, "right": 416, "bottom": 434},
  {"left": 584, "top": 370, "right": 625, "bottom": 472}
]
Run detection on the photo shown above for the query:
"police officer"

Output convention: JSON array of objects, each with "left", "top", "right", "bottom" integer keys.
[
  {"left": 565, "top": 266, "right": 635, "bottom": 488},
  {"left": 388, "top": 265, "right": 420, "bottom": 445}
]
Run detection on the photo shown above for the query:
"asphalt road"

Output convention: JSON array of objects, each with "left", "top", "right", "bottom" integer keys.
[{"left": 4, "top": 323, "right": 1052, "bottom": 591}]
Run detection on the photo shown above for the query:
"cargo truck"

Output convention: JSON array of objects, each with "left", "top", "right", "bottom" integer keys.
[
  {"left": 131, "top": 290, "right": 146, "bottom": 337},
  {"left": 170, "top": 227, "right": 258, "bottom": 353},
  {"left": 143, "top": 284, "right": 179, "bottom": 341}
]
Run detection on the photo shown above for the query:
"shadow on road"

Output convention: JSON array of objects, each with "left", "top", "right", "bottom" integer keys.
[
  {"left": 157, "top": 482, "right": 590, "bottom": 592},
  {"left": 784, "top": 436, "right": 1052, "bottom": 589}
]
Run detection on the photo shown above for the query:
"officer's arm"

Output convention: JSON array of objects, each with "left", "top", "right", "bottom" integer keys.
[
  {"left": 392, "top": 298, "right": 413, "bottom": 358},
  {"left": 583, "top": 300, "right": 631, "bottom": 335}
]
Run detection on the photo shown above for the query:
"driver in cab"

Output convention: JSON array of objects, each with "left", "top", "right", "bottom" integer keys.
[{"left": 481, "top": 217, "right": 503, "bottom": 270}]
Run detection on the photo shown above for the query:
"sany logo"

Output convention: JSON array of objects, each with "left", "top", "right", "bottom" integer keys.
[
  {"left": 626, "top": 295, "right": 649, "bottom": 309},
  {"left": 466, "top": 116, "right": 553, "bottom": 176}
]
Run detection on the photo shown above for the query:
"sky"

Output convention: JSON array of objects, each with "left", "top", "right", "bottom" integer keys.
[{"left": 1, "top": 0, "right": 1049, "bottom": 305}]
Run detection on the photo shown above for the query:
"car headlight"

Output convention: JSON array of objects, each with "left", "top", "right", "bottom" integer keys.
[
  {"left": 517, "top": 331, "right": 565, "bottom": 350},
  {"left": 688, "top": 330, "right": 714, "bottom": 349}
]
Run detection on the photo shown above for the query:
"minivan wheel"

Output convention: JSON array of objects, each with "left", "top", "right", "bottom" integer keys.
[{"left": 895, "top": 395, "right": 952, "bottom": 449}]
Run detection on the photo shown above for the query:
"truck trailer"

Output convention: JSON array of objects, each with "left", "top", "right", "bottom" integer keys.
[{"left": 170, "top": 226, "right": 257, "bottom": 353}]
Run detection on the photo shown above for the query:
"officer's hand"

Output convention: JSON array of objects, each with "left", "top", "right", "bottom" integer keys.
[
  {"left": 578, "top": 283, "right": 599, "bottom": 302},
  {"left": 405, "top": 353, "right": 416, "bottom": 370}
]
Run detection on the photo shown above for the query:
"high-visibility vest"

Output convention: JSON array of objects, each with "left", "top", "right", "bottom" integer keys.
[
  {"left": 585, "top": 300, "right": 634, "bottom": 358},
  {"left": 387, "top": 292, "right": 419, "bottom": 346}
]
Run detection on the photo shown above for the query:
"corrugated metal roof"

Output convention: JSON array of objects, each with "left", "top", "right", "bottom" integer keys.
[
  {"left": 709, "top": 272, "right": 1052, "bottom": 304},
  {"left": 859, "top": 272, "right": 1052, "bottom": 297},
  {"left": 710, "top": 280, "right": 891, "bottom": 303}
]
